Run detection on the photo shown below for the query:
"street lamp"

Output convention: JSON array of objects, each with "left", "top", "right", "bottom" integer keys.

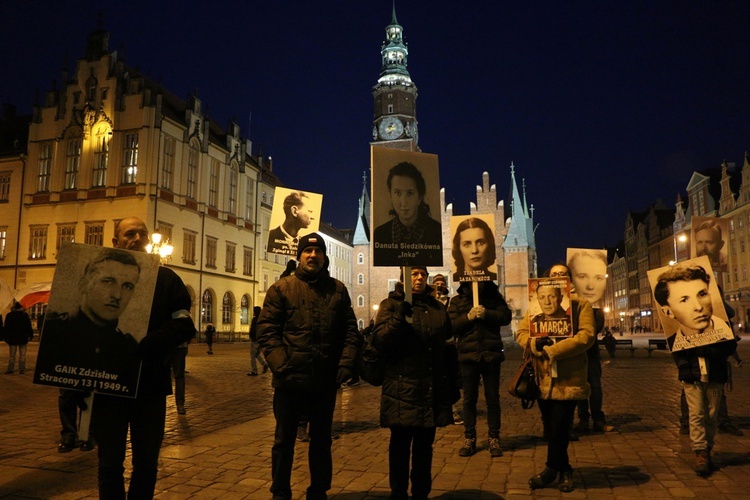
[
  {"left": 146, "top": 232, "right": 173, "bottom": 264},
  {"left": 672, "top": 232, "right": 687, "bottom": 264}
]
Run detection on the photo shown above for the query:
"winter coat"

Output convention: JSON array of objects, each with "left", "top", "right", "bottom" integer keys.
[
  {"left": 257, "top": 266, "right": 360, "bottom": 392},
  {"left": 373, "top": 283, "right": 455, "bottom": 428},
  {"left": 672, "top": 338, "right": 737, "bottom": 384},
  {"left": 3, "top": 309, "right": 33, "bottom": 346},
  {"left": 515, "top": 298, "right": 595, "bottom": 401},
  {"left": 447, "top": 282, "right": 512, "bottom": 364}
]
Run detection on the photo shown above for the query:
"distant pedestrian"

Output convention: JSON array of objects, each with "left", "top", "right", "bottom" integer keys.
[
  {"left": 247, "top": 306, "right": 268, "bottom": 376},
  {"left": 603, "top": 330, "right": 616, "bottom": 358},
  {"left": 4, "top": 302, "right": 34, "bottom": 374},
  {"left": 205, "top": 323, "right": 215, "bottom": 354}
]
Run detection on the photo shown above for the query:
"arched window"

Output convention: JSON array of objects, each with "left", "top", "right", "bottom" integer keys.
[
  {"left": 222, "top": 292, "right": 234, "bottom": 325},
  {"left": 357, "top": 273, "right": 364, "bottom": 285},
  {"left": 357, "top": 295, "right": 364, "bottom": 307},
  {"left": 357, "top": 252, "right": 364, "bottom": 264},
  {"left": 240, "top": 294, "right": 250, "bottom": 325},
  {"left": 358, "top": 318, "right": 364, "bottom": 330},
  {"left": 201, "top": 289, "right": 213, "bottom": 325}
]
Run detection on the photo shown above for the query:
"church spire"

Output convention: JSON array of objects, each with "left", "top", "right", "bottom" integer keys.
[
  {"left": 352, "top": 171, "right": 371, "bottom": 245},
  {"left": 505, "top": 162, "right": 532, "bottom": 248}
]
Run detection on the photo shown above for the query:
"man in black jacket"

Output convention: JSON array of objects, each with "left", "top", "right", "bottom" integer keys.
[
  {"left": 94, "top": 217, "right": 195, "bottom": 498},
  {"left": 258, "top": 232, "right": 360, "bottom": 500}
]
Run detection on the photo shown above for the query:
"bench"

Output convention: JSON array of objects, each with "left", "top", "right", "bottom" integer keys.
[
  {"left": 599, "top": 338, "right": 637, "bottom": 357},
  {"left": 646, "top": 338, "right": 668, "bottom": 357}
]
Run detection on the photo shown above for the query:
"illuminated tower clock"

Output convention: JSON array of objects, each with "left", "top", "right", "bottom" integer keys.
[{"left": 371, "top": 3, "right": 419, "bottom": 151}]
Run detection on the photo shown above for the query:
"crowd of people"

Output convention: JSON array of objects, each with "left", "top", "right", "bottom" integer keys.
[{"left": 2, "top": 220, "right": 743, "bottom": 499}]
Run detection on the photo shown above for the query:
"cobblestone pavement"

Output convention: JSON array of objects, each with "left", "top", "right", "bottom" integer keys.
[{"left": 1, "top": 335, "right": 749, "bottom": 499}]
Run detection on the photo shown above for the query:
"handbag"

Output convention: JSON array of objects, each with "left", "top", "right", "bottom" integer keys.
[
  {"left": 507, "top": 344, "right": 539, "bottom": 409},
  {"left": 358, "top": 334, "right": 385, "bottom": 387}
]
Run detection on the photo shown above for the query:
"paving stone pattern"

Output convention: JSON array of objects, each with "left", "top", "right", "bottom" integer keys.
[{"left": 1, "top": 335, "right": 749, "bottom": 499}]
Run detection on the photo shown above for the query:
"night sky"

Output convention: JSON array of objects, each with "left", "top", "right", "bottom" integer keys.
[{"left": 3, "top": 1, "right": 750, "bottom": 271}]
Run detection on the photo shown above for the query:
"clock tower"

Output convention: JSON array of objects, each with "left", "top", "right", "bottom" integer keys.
[{"left": 371, "top": 3, "right": 419, "bottom": 152}]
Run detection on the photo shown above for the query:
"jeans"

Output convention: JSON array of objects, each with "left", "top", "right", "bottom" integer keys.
[
  {"left": 250, "top": 341, "right": 268, "bottom": 373},
  {"left": 683, "top": 381, "right": 723, "bottom": 452},
  {"left": 171, "top": 346, "right": 188, "bottom": 406},
  {"left": 460, "top": 359, "right": 501, "bottom": 439},
  {"left": 389, "top": 426, "right": 436, "bottom": 499},
  {"left": 538, "top": 399, "right": 577, "bottom": 472},
  {"left": 7, "top": 344, "right": 27, "bottom": 373},
  {"left": 93, "top": 392, "right": 167, "bottom": 499},
  {"left": 270, "top": 387, "right": 337, "bottom": 499},
  {"left": 577, "top": 356, "right": 604, "bottom": 422}
]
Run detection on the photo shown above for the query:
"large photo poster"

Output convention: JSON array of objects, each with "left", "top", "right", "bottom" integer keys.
[
  {"left": 266, "top": 187, "right": 323, "bottom": 257},
  {"left": 648, "top": 255, "right": 734, "bottom": 352},
  {"left": 566, "top": 248, "right": 608, "bottom": 306},
  {"left": 371, "top": 147, "right": 443, "bottom": 267},
  {"left": 691, "top": 216, "right": 728, "bottom": 273},
  {"left": 33, "top": 242, "right": 159, "bottom": 397},
  {"left": 450, "top": 214, "right": 497, "bottom": 282},
  {"left": 527, "top": 277, "right": 573, "bottom": 337}
]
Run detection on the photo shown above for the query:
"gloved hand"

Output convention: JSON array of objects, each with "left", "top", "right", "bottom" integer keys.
[
  {"left": 678, "top": 365, "right": 693, "bottom": 382},
  {"left": 336, "top": 367, "right": 354, "bottom": 387},
  {"left": 535, "top": 336, "right": 554, "bottom": 352},
  {"left": 76, "top": 392, "right": 91, "bottom": 411},
  {"left": 399, "top": 301, "right": 413, "bottom": 319}
]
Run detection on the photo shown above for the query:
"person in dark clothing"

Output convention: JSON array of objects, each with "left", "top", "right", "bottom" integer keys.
[
  {"left": 372, "top": 266, "right": 456, "bottom": 499},
  {"left": 171, "top": 339, "right": 189, "bottom": 414},
  {"left": 204, "top": 323, "right": 215, "bottom": 354},
  {"left": 257, "top": 233, "right": 360, "bottom": 500},
  {"left": 58, "top": 389, "right": 95, "bottom": 452},
  {"left": 448, "top": 281, "right": 511, "bottom": 457},
  {"left": 3, "top": 301, "right": 34, "bottom": 374},
  {"left": 92, "top": 217, "right": 195, "bottom": 499},
  {"left": 574, "top": 308, "right": 607, "bottom": 433},
  {"left": 247, "top": 306, "right": 268, "bottom": 376}
]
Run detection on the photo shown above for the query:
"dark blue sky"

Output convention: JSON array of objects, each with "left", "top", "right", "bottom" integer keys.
[{"left": 3, "top": 1, "right": 750, "bottom": 270}]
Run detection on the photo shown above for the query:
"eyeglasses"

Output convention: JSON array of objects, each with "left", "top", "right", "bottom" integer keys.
[{"left": 549, "top": 271, "right": 568, "bottom": 277}]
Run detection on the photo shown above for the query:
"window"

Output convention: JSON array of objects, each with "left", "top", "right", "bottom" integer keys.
[
  {"left": 0, "top": 227, "right": 6, "bottom": 259},
  {"left": 222, "top": 292, "right": 233, "bottom": 325},
  {"left": 183, "top": 230, "right": 196, "bottom": 264},
  {"left": 92, "top": 134, "right": 109, "bottom": 187},
  {"left": 263, "top": 274, "right": 269, "bottom": 291},
  {"left": 65, "top": 139, "right": 81, "bottom": 189},
  {"left": 162, "top": 136, "right": 175, "bottom": 189},
  {"left": 357, "top": 252, "right": 364, "bottom": 264},
  {"left": 187, "top": 141, "right": 198, "bottom": 199},
  {"left": 240, "top": 295, "right": 250, "bottom": 325},
  {"left": 85, "top": 222, "right": 105, "bottom": 246},
  {"left": 208, "top": 159, "right": 219, "bottom": 207},
  {"left": 29, "top": 225, "right": 48, "bottom": 259},
  {"left": 155, "top": 222, "right": 172, "bottom": 242},
  {"left": 357, "top": 295, "right": 365, "bottom": 307},
  {"left": 388, "top": 279, "right": 398, "bottom": 292},
  {"left": 245, "top": 177, "right": 255, "bottom": 221},
  {"left": 56, "top": 224, "right": 76, "bottom": 251},
  {"left": 201, "top": 290, "right": 213, "bottom": 325},
  {"left": 38, "top": 143, "right": 52, "bottom": 192},
  {"left": 243, "top": 246, "right": 253, "bottom": 276},
  {"left": 0, "top": 171, "right": 10, "bottom": 202},
  {"left": 261, "top": 191, "right": 267, "bottom": 204},
  {"left": 206, "top": 237, "right": 217, "bottom": 268},
  {"left": 357, "top": 273, "right": 364, "bottom": 284},
  {"left": 225, "top": 242, "right": 236, "bottom": 272},
  {"left": 122, "top": 132, "right": 138, "bottom": 184},
  {"left": 228, "top": 163, "right": 238, "bottom": 214},
  {"left": 358, "top": 319, "right": 364, "bottom": 330}
]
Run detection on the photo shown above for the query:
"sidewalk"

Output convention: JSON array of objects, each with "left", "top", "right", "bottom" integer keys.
[{"left": 1, "top": 340, "right": 749, "bottom": 499}]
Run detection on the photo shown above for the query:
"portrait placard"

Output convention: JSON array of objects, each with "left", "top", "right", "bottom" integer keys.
[
  {"left": 648, "top": 255, "right": 733, "bottom": 352},
  {"left": 450, "top": 214, "right": 497, "bottom": 282},
  {"left": 527, "top": 277, "right": 573, "bottom": 337},
  {"left": 371, "top": 147, "right": 443, "bottom": 267},
  {"left": 566, "top": 247, "right": 608, "bottom": 305},
  {"left": 267, "top": 187, "right": 323, "bottom": 256},
  {"left": 33, "top": 242, "right": 159, "bottom": 397},
  {"left": 691, "top": 216, "right": 728, "bottom": 273}
]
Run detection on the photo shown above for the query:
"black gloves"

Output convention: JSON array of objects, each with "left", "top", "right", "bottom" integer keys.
[
  {"left": 678, "top": 365, "right": 693, "bottom": 382},
  {"left": 336, "top": 367, "right": 354, "bottom": 386},
  {"left": 535, "top": 336, "right": 554, "bottom": 352},
  {"left": 398, "top": 301, "right": 413, "bottom": 319}
]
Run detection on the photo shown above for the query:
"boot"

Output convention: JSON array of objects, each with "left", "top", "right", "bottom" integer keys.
[
  {"left": 695, "top": 450, "right": 711, "bottom": 477},
  {"left": 558, "top": 470, "right": 574, "bottom": 492},
  {"left": 529, "top": 467, "right": 558, "bottom": 489}
]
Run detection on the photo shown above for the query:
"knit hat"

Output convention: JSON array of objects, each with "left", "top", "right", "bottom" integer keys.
[
  {"left": 296, "top": 232, "right": 326, "bottom": 259},
  {"left": 432, "top": 273, "right": 446, "bottom": 286}
]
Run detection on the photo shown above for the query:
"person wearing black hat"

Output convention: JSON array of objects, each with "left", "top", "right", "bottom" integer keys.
[{"left": 257, "top": 232, "right": 361, "bottom": 500}]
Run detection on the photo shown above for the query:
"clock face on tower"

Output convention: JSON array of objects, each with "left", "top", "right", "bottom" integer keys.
[{"left": 378, "top": 116, "right": 404, "bottom": 140}]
